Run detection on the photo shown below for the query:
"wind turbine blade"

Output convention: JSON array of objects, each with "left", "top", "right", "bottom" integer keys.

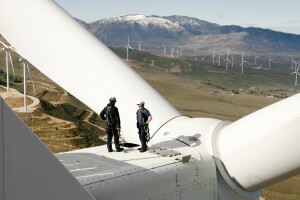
[
  {"left": 0, "top": 40, "right": 8, "bottom": 48},
  {"left": 0, "top": 0, "right": 180, "bottom": 143},
  {"left": 8, "top": 51, "right": 16, "bottom": 79},
  {"left": 26, "top": 63, "right": 36, "bottom": 96},
  {"left": 0, "top": 97, "right": 96, "bottom": 200},
  {"left": 218, "top": 93, "right": 300, "bottom": 191}
]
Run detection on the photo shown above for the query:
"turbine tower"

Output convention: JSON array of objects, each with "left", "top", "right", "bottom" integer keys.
[
  {"left": 19, "top": 58, "right": 36, "bottom": 111},
  {"left": 291, "top": 63, "right": 300, "bottom": 86},
  {"left": 170, "top": 46, "right": 175, "bottom": 57},
  {"left": 291, "top": 57, "right": 297, "bottom": 70},
  {"left": 0, "top": 40, "right": 16, "bottom": 92},
  {"left": 212, "top": 51, "right": 215, "bottom": 65},
  {"left": 268, "top": 56, "right": 273, "bottom": 68},
  {"left": 176, "top": 48, "right": 180, "bottom": 59},
  {"left": 19, "top": 58, "right": 28, "bottom": 111},
  {"left": 125, "top": 35, "right": 135, "bottom": 61},
  {"left": 138, "top": 42, "right": 141, "bottom": 51},
  {"left": 163, "top": 46, "right": 166, "bottom": 56},
  {"left": 126, "top": 35, "right": 130, "bottom": 61},
  {"left": 240, "top": 52, "right": 248, "bottom": 74},
  {"left": 218, "top": 46, "right": 222, "bottom": 66},
  {"left": 231, "top": 55, "right": 234, "bottom": 68},
  {"left": 224, "top": 51, "right": 231, "bottom": 71},
  {"left": 255, "top": 53, "right": 259, "bottom": 65}
]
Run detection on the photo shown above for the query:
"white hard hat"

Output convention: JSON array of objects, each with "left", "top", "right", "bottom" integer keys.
[{"left": 137, "top": 100, "right": 145, "bottom": 105}]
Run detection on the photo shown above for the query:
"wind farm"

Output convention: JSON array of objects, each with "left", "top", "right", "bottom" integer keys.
[
  {"left": 1, "top": 28, "right": 300, "bottom": 198},
  {"left": 1, "top": 2, "right": 300, "bottom": 200}
]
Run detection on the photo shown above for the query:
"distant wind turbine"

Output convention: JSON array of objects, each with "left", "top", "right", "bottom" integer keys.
[
  {"left": 255, "top": 53, "right": 259, "bottom": 65},
  {"left": 212, "top": 51, "right": 215, "bottom": 65},
  {"left": 224, "top": 51, "right": 232, "bottom": 71},
  {"left": 291, "top": 57, "right": 297, "bottom": 70},
  {"left": 231, "top": 55, "right": 235, "bottom": 68},
  {"left": 0, "top": 40, "right": 16, "bottom": 93},
  {"left": 240, "top": 52, "right": 248, "bottom": 74},
  {"left": 291, "top": 63, "right": 300, "bottom": 86},
  {"left": 125, "top": 35, "right": 135, "bottom": 61},
  {"left": 218, "top": 46, "right": 222, "bottom": 66},
  {"left": 19, "top": 58, "right": 36, "bottom": 112},
  {"left": 163, "top": 46, "right": 166, "bottom": 56},
  {"left": 176, "top": 48, "right": 180, "bottom": 59},
  {"left": 268, "top": 56, "right": 273, "bottom": 68},
  {"left": 175, "top": 45, "right": 182, "bottom": 58},
  {"left": 19, "top": 58, "right": 28, "bottom": 112},
  {"left": 138, "top": 42, "right": 141, "bottom": 51},
  {"left": 126, "top": 36, "right": 130, "bottom": 61},
  {"left": 171, "top": 46, "right": 175, "bottom": 57}
]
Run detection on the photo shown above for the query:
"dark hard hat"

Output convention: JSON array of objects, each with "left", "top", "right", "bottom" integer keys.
[{"left": 109, "top": 96, "right": 117, "bottom": 102}]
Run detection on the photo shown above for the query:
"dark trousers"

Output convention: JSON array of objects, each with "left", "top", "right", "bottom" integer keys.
[
  {"left": 106, "top": 125, "right": 120, "bottom": 150},
  {"left": 138, "top": 124, "right": 147, "bottom": 150}
]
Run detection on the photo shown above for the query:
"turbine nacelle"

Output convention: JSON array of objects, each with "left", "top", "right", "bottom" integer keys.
[{"left": 19, "top": 57, "right": 28, "bottom": 63}]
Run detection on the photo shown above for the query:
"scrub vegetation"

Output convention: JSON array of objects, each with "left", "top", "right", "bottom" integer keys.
[{"left": 0, "top": 42, "right": 299, "bottom": 199}]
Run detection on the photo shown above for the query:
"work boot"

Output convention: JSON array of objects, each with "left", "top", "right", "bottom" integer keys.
[
  {"left": 138, "top": 146, "right": 148, "bottom": 150},
  {"left": 139, "top": 149, "right": 147, "bottom": 153},
  {"left": 108, "top": 149, "right": 113, "bottom": 152},
  {"left": 116, "top": 147, "right": 124, "bottom": 152}
]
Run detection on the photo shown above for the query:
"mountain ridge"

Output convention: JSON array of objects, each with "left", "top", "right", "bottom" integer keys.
[{"left": 75, "top": 14, "right": 300, "bottom": 54}]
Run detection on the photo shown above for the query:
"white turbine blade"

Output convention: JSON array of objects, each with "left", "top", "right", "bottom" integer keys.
[
  {"left": 8, "top": 51, "right": 16, "bottom": 79},
  {"left": 0, "top": 40, "right": 9, "bottom": 48},
  {"left": 26, "top": 63, "right": 36, "bottom": 96},
  {"left": 128, "top": 45, "right": 134, "bottom": 50},
  {"left": 218, "top": 93, "right": 300, "bottom": 191},
  {"left": 0, "top": 0, "right": 180, "bottom": 143},
  {"left": 0, "top": 97, "right": 96, "bottom": 200}
]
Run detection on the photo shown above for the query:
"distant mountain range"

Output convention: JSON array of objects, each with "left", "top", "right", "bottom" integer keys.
[{"left": 76, "top": 15, "right": 300, "bottom": 54}]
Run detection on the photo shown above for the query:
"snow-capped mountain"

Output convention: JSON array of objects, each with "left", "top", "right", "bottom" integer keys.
[
  {"left": 92, "top": 15, "right": 182, "bottom": 30},
  {"left": 76, "top": 14, "right": 300, "bottom": 53}
]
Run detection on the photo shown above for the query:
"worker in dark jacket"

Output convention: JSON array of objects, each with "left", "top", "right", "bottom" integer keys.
[
  {"left": 100, "top": 97, "right": 123, "bottom": 152},
  {"left": 136, "top": 101, "right": 152, "bottom": 152}
]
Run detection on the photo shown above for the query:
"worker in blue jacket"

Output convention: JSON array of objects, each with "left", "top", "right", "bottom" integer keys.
[{"left": 136, "top": 101, "right": 152, "bottom": 152}]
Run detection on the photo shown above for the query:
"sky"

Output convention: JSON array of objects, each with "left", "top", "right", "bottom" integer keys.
[{"left": 55, "top": 0, "right": 300, "bottom": 35}]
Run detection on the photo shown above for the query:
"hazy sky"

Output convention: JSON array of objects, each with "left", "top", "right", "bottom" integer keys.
[{"left": 55, "top": 0, "right": 300, "bottom": 34}]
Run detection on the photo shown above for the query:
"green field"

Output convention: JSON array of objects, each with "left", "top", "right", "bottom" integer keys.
[
  {"left": 113, "top": 48, "right": 300, "bottom": 200},
  {"left": 0, "top": 42, "right": 299, "bottom": 199}
]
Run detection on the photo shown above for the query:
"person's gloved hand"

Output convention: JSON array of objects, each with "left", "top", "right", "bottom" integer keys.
[{"left": 143, "top": 122, "right": 148, "bottom": 126}]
